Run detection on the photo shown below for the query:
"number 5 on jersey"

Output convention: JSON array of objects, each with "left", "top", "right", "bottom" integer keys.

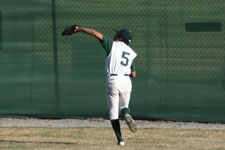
[{"left": 121, "top": 51, "right": 130, "bottom": 66}]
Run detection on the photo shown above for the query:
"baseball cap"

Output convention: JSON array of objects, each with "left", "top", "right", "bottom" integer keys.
[{"left": 115, "top": 29, "right": 133, "bottom": 43}]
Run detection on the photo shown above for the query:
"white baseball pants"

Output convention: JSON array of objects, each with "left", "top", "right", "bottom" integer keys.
[{"left": 106, "top": 82, "right": 132, "bottom": 120}]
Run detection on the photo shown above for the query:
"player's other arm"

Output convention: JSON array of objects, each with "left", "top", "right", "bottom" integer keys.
[
  {"left": 130, "top": 71, "right": 136, "bottom": 78},
  {"left": 130, "top": 62, "right": 136, "bottom": 78},
  {"left": 75, "top": 26, "right": 103, "bottom": 41}
]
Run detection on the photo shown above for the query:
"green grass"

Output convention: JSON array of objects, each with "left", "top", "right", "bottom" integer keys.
[{"left": 0, "top": 127, "right": 225, "bottom": 150}]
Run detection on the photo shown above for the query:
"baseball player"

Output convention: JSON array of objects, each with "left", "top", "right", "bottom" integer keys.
[{"left": 62, "top": 25, "right": 137, "bottom": 146}]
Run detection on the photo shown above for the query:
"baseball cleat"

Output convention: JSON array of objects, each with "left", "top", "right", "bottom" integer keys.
[
  {"left": 124, "top": 114, "right": 137, "bottom": 133},
  {"left": 118, "top": 141, "right": 125, "bottom": 146}
]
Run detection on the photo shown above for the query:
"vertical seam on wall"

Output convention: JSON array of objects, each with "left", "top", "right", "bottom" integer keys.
[
  {"left": 51, "top": 0, "right": 60, "bottom": 113},
  {"left": 0, "top": 10, "right": 2, "bottom": 51}
]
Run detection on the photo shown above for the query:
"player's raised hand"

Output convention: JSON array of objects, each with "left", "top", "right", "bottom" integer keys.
[
  {"left": 74, "top": 25, "right": 79, "bottom": 32},
  {"left": 61, "top": 24, "right": 79, "bottom": 36}
]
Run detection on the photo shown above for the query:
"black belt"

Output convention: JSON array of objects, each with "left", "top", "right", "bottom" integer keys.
[{"left": 110, "top": 74, "right": 129, "bottom": 76}]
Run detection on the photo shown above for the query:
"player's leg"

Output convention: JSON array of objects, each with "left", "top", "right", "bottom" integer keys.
[
  {"left": 119, "top": 82, "right": 131, "bottom": 116},
  {"left": 106, "top": 84, "right": 124, "bottom": 145},
  {"left": 111, "top": 119, "right": 124, "bottom": 145},
  {"left": 119, "top": 83, "right": 137, "bottom": 133}
]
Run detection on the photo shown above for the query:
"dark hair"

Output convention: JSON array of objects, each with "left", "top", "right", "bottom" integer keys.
[{"left": 116, "top": 34, "right": 129, "bottom": 45}]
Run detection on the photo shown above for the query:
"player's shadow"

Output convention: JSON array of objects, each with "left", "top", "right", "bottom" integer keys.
[{"left": 0, "top": 140, "right": 77, "bottom": 145}]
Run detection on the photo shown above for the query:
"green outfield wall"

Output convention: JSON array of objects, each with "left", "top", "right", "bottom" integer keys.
[{"left": 0, "top": 0, "right": 225, "bottom": 123}]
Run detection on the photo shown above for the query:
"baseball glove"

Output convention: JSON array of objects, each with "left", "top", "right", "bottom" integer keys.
[{"left": 61, "top": 24, "right": 79, "bottom": 36}]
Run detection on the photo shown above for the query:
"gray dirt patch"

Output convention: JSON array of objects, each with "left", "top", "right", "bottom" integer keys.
[{"left": 0, "top": 117, "right": 225, "bottom": 130}]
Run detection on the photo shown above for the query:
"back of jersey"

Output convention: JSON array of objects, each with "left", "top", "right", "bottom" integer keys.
[{"left": 105, "top": 41, "right": 137, "bottom": 81}]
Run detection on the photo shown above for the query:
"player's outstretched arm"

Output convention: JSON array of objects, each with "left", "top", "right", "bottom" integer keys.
[{"left": 75, "top": 26, "right": 103, "bottom": 41}]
